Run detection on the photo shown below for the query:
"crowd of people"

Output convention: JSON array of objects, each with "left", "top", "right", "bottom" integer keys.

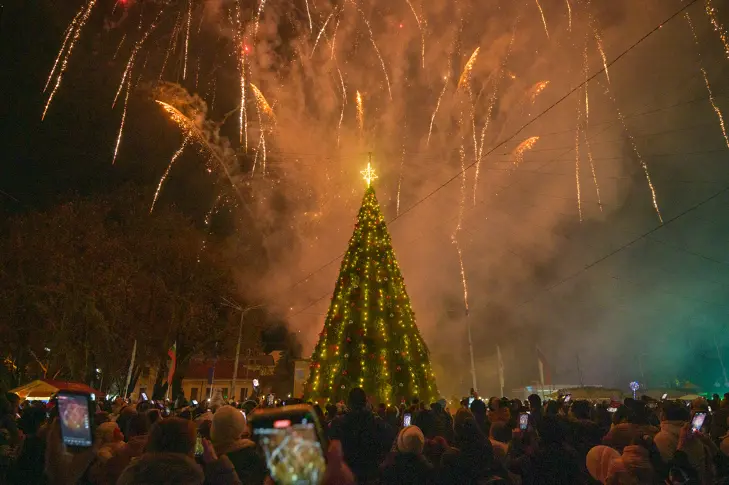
[{"left": 3, "top": 387, "right": 729, "bottom": 484}]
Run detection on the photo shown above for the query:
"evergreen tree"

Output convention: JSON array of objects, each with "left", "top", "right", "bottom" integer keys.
[{"left": 305, "top": 165, "right": 438, "bottom": 405}]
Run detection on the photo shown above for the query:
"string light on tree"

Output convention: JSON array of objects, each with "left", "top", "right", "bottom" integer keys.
[{"left": 305, "top": 159, "right": 438, "bottom": 404}]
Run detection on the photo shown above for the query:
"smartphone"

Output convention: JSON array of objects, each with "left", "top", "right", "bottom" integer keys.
[
  {"left": 519, "top": 412, "right": 529, "bottom": 431},
  {"left": 662, "top": 393, "right": 668, "bottom": 400},
  {"left": 249, "top": 405, "right": 327, "bottom": 485},
  {"left": 564, "top": 394, "right": 572, "bottom": 403},
  {"left": 403, "top": 413, "right": 412, "bottom": 427},
  {"left": 56, "top": 391, "right": 94, "bottom": 449},
  {"left": 195, "top": 435, "right": 204, "bottom": 456},
  {"left": 141, "top": 392, "right": 148, "bottom": 401},
  {"left": 468, "top": 397, "right": 475, "bottom": 406},
  {"left": 607, "top": 407, "right": 618, "bottom": 413},
  {"left": 691, "top": 412, "right": 707, "bottom": 433},
  {"left": 191, "top": 399, "right": 198, "bottom": 406}
]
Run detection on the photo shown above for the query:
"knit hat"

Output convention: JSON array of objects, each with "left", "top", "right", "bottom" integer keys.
[
  {"left": 211, "top": 405, "right": 247, "bottom": 446},
  {"left": 95, "top": 421, "right": 123, "bottom": 445},
  {"left": 586, "top": 445, "right": 620, "bottom": 483},
  {"left": 396, "top": 425, "right": 425, "bottom": 454}
]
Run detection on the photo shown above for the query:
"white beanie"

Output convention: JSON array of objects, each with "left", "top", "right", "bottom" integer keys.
[
  {"left": 396, "top": 425, "right": 425, "bottom": 454},
  {"left": 211, "top": 405, "right": 247, "bottom": 445}
]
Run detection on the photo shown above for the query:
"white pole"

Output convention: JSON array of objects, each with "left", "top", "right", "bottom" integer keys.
[{"left": 124, "top": 340, "right": 137, "bottom": 400}]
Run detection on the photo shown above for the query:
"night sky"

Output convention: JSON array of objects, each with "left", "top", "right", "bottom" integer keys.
[{"left": 3, "top": 0, "right": 729, "bottom": 397}]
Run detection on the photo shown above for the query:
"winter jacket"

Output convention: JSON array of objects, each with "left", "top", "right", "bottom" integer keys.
[
  {"left": 216, "top": 439, "right": 268, "bottom": 485},
  {"left": 91, "top": 434, "right": 148, "bottom": 485},
  {"left": 605, "top": 444, "right": 654, "bottom": 485},
  {"left": 602, "top": 423, "right": 658, "bottom": 453},
  {"left": 329, "top": 409, "right": 396, "bottom": 484},
  {"left": 379, "top": 452, "right": 434, "bottom": 485}
]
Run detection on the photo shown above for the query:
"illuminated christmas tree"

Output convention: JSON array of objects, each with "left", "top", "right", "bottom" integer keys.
[{"left": 305, "top": 163, "right": 439, "bottom": 404}]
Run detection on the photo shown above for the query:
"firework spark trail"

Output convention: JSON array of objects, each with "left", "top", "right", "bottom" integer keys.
[
  {"left": 42, "top": 0, "right": 97, "bottom": 120},
  {"left": 183, "top": 0, "right": 192, "bottom": 79},
  {"left": 336, "top": 66, "right": 347, "bottom": 146},
  {"left": 113, "top": 34, "right": 127, "bottom": 60},
  {"left": 583, "top": 131, "right": 602, "bottom": 212},
  {"left": 396, "top": 145, "right": 405, "bottom": 216},
  {"left": 235, "top": 1, "right": 248, "bottom": 148},
  {"left": 159, "top": 12, "right": 181, "bottom": 81},
  {"left": 529, "top": 80, "right": 550, "bottom": 103},
  {"left": 451, "top": 145, "right": 470, "bottom": 313},
  {"left": 250, "top": 83, "right": 275, "bottom": 121},
  {"left": 330, "top": 14, "right": 341, "bottom": 59},
  {"left": 427, "top": 76, "right": 449, "bottom": 147},
  {"left": 473, "top": 86, "right": 498, "bottom": 205},
  {"left": 112, "top": 76, "right": 132, "bottom": 165},
  {"left": 594, "top": 27, "right": 610, "bottom": 83},
  {"left": 457, "top": 47, "right": 480, "bottom": 90},
  {"left": 356, "top": 8, "right": 392, "bottom": 99},
  {"left": 356, "top": 90, "right": 364, "bottom": 138},
  {"left": 156, "top": 100, "right": 245, "bottom": 203},
  {"left": 705, "top": 0, "right": 729, "bottom": 58},
  {"left": 535, "top": 0, "right": 549, "bottom": 39},
  {"left": 114, "top": 12, "right": 165, "bottom": 107},
  {"left": 513, "top": 136, "right": 539, "bottom": 166},
  {"left": 600, "top": 81, "right": 662, "bottom": 222},
  {"left": 405, "top": 0, "right": 426, "bottom": 68},
  {"left": 685, "top": 12, "right": 729, "bottom": 148},
  {"left": 305, "top": 0, "right": 313, "bottom": 31},
  {"left": 311, "top": 11, "right": 334, "bottom": 57},
  {"left": 565, "top": 0, "right": 572, "bottom": 31},
  {"left": 44, "top": 6, "right": 84, "bottom": 92},
  {"left": 199, "top": 193, "right": 223, "bottom": 261},
  {"left": 255, "top": 0, "right": 267, "bottom": 39},
  {"left": 574, "top": 101, "right": 583, "bottom": 222},
  {"left": 151, "top": 136, "right": 190, "bottom": 213}
]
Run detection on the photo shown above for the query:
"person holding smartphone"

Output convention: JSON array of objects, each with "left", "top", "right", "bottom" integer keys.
[
  {"left": 210, "top": 405, "right": 268, "bottom": 485},
  {"left": 653, "top": 400, "right": 710, "bottom": 478}
]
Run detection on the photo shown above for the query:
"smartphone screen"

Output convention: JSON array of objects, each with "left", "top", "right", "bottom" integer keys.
[
  {"left": 692, "top": 412, "right": 707, "bottom": 432},
  {"left": 141, "top": 392, "right": 148, "bottom": 401},
  {"left": 195, "top": 436, "right": 204, "bottom": 456},
  {"left": 661, "top": 393, "right": 668, "bottom": 400},
  {"left": 607, "top": 407, "right": 617, "bottom": 413},
  {"left": 519, "top": 413, "right": 529, "bottom": 431},
  {"left": 564, "top": 394, "right": 572, "bottom": 403},
  {"left": 468, "top": 397, "right": 475, "bottom": 406},
  {"left": 57, "top": 393, "right": 92, "bottom": 448},
  {"left": 403, "top": 413, "right": 412, "bottom": 427},
  {"left": 252, "top": 410, "right": 326, "bottom": 485}
]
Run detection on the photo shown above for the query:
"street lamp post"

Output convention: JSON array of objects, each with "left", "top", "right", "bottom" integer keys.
[{"left": 222, "top": 298, "right": 262, "bottom": 403}]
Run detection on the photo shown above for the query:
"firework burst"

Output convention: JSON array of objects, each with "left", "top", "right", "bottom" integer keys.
[{"left": 513, "top": 136, "right": 539, "bottom": 166}]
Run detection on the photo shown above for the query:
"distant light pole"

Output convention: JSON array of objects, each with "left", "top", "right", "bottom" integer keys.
[{"left": 222, "top": 297, "right": 262, "bottom": 402}]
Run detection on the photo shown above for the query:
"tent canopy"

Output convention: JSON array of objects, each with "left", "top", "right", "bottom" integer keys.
[{"left": 10, "top": 380, "right": 99, "bottom": 401}]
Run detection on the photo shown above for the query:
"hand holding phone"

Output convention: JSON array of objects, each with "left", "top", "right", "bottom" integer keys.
[
  {"left": 249, "top": 405, "right": 327, "bottom": 485},
  {"left": 519, "top": 412, "right": 529, "bottom": 431},
  {"left": 56, "top": 391, "right": 94, "bottom": 450},
  {"left": 564, "top": 394, "right": 572, "bottom": 403},
  {"left": 403, "top": 413, "right": 412, "bottom": 427},
  {"left": 691, "top": 412, "right": 707, "bottom": 433}
]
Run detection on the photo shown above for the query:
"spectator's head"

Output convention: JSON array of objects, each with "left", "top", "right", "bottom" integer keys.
[
  {"left": 489, "top": 421, "right": 512, "bottom": 444},
  {"left": 544, "top": 400, "right": 559, "bottom": 416},
  {"left": 416, "top": 409, "right": 437, "bottom": 439},
  {"left": 211, "top": 405, "right": 246, "bottom": 447},
  {"left": 95, "top": 411, "right": 110, "bottom": 425},
  {"left": 691, "top": 398, "right": 709, "bottom": 413},
  {"left": 127, "top": 412, "right": 151, "bottom": 438},
  {"left": 385, "top": 406, "right": 399, "bottom": 426},
  {"left": 147, "top": 418, "right": 196, "bottom": 456},
  {"left": 325, "top": 403, "right": 337, "bottom": 418},
  {"left": 147, "top": 409, "right": 162, "bottom": 426},
  {"left": 570, "top": 400, "right": 591, "bottom": 420},
  {"left": 661, "top": 401, "right": 689, "bottom": 422},
  {"left": 396, "top": 425, "right": 425, "bottom": 454},
  {"left": 4, "top": 392, "right": 20, "bottom": 414},
  {"left": 469, "top": 398, "right": 486, "bottom": 416},
  {"left": 527, "top": 394, "right": 542, "bottom": 412},
  {"left": 197, "top": 420, "right": 212, "bottom": 441},
  {"left": 586, "top": 445, "right": 620, "bottom": 483},
  {"left": 436, "top": 398, "right": 447, "bottom": 410},
  {"left": 18, "top": 406, "right": 46, "bottom": 435},
  {"left": 347, "top": 388, "right": 367, "bottom": 411},
  {"left": 626, "top": 400, "right": 650, "bottom": 425},
  {"left": 613, "top": 405, "right": 631, "bottom": 425},
  {"left": 540, "top": 416, "right": 565, "bottom": 445},
  {"left": 116, "top": 452, "right": 204, "bottom": 485},
  {"left": 431, "top": 401, "right": 443, "bottom": 412},
  {"left": 488, "top": 397, "right": 499, "bottom": 411},
  {"left": 96, "top": 421, "right": 124, "bottom": 445}
]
